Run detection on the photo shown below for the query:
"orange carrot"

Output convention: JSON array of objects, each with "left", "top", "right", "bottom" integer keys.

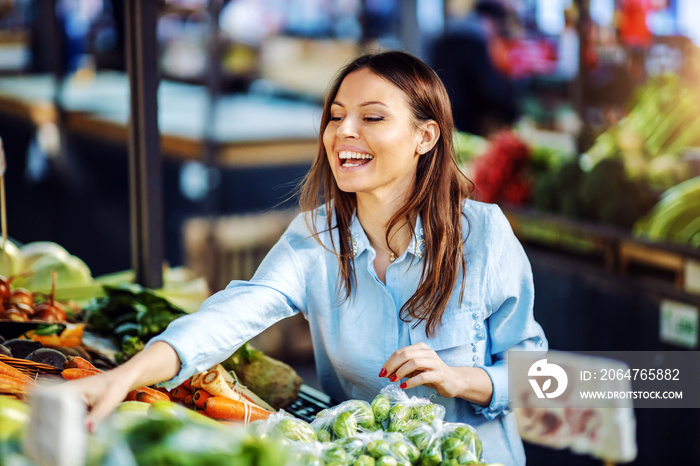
[
  {"left": 170, "top": 386, "right": 190, "bottom": 403},
  {"left": 193, "top": 389, "right": 212, "bottom": 409},
  {"left": 0, "top": 374, "right": 31, "bottom": 396},
  {"left": 204, "top": 396, "right": 273, "bottom": 422},
  {"left": 127, "top": 386, "right": 170, "bottom": 404},
  {"left": 61, "top": 368, "right": 101, "bottom": 380},
  {"left": 63, "top": 356, "right": 99, "bottom": 371},
  {"left": 183, "top": 394, "right": 195, "bottom": 409},
  {"left": 0, "top": 361, "right": 33, "bottom": 384},
  {"left": 182, "top": 378, "right": 193, "bottom": 392}
]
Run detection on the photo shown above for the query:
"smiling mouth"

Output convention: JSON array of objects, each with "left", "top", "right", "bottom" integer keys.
[{"left": 339, "top": 151, "right": 374, "bottom": 167}]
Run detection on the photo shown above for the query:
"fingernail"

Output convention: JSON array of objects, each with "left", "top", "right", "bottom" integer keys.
[
  {"left": 87, "top": 421, "right": 94, "bottom": 433},
  {"left": 378, "top": 368, "right": 387, "bottom": 378},
  {"left": 400, "top": 382, "right": 407, "bottom": 389},
  {"left": 389, "top": 374, "right": 397, "bottom": 382}
]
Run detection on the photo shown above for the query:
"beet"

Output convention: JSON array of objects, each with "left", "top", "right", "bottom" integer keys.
[
  {"left": 3, "top": 339, "right": 43, "bottom": 359},
  {"left": 26, "top": 348, "right": 67, "bottom": 369}
]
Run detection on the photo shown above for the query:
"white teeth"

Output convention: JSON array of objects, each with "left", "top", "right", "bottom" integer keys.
[{"left": 338, "top": 151, "right": 374, "bottom": 160}]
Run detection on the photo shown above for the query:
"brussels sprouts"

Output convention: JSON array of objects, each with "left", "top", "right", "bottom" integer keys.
[
  {"left": 336, "top": 437, "right": 365, "bottom": 460},
  {"left": 419, "top": 440, "right": 443, "bottom": 466},
  {"left": 371, "top": 395, "right": 391, "bottom": 424},
  {"left": 300, "top": 453, "right": 324, "bottom": 466},
  {"left": 388, "top": 441, "right": 412, "bottom": 464},
  {"left": 440, "top": 438, "right": 467, "bottom": 460},
  {"left": 333, "top": 411, "right": 358, "bottom": 439},
  {"left": 326, "top": 462, "right": 349, "bottom": 466},
  {"left": 275, "top": 418, "right": 317, "bottom": 442},
  {"left": 388, "top": 404, "right": 413, "bottom": 433},
  {"left": 406, "top": 426, "right": 432, "bottom": 451},
  {"left": 413, "top": 404, "right": 436, "bottom": 424},
  {"left": 452, "top": 425, "right": 482, "bottom": 460},
  {"left": 367, "top": 439, "right": 391, "bottom": 459},
  {"left": 326, "top": 445, "right": 350, "bottom": 463},
  {"left": 375, "top": 456, "right": 398, "bottom": 466},
  {"left": 406, "top": 442, "right": 421, "bottom": 464},
  {"left": 438, "top": 460, "right": 459, "bottom": 466},
  {"left": 353, "top": 454, "right": 376, "bottom": 466},
  {"left": 316, "top": 426, "right": 332, "bottom": 443}
]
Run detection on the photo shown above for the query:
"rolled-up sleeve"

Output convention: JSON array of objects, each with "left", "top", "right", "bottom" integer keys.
[
  {"left": 472, "top": 205, "right": 547, "bottom": 419},
  {"left": 147, "top": 214, "right": 318, "bottom": 388}
]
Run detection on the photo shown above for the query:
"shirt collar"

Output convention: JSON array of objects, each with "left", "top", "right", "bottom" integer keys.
[{"left": 348, "top": 212, "right": 425, "bottom": 261}]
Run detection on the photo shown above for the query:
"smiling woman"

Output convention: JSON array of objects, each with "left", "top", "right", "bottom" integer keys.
[{"left": 61, "top": 51, "right": 547, "bottom": 466}]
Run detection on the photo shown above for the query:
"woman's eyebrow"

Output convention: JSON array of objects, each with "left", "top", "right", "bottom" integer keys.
[{"left": 330, "top": 101, "right": 389, "bottom": 108}]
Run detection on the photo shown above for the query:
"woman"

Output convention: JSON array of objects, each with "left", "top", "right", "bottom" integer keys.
[{"left": 68, "top": 51, "right": 546, "bottom": 465}]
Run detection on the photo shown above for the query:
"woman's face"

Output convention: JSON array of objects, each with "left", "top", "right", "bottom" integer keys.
[{"left": 323, "top": 69, "right": 424, "bottom": 202}]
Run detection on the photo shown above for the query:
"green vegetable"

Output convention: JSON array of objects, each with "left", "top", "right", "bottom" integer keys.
[
  {"left": 375, "top": 456, "right": 398, "bottom": 466},
  {"left": 335, "top": 437, "right": 365, "bottom": 460},
  {"left": 419, "top": 440, "right": 443, "bottom": 466},
  {"left": 316, "top": 427, "right": 332, "bottom": 443},
  {"left": 275, "top": 418, "right": 317, "bottom": 442},
  {"left": 325, "top": 446, "right": 349, "bottom": 463},
  {"left": 406, "top": 425, "right": 432, "bottom": 451},
  {"left": 367, "top": 440, "right": 391, "bottom": 459},
  {"left": 371, "top": 395, "right": 391, "bottom": 423},
  {"left": 387, "top": 404, "right": 412, "bottom": 433},
  {"left": 333, "top": 411, "right": 358, "bottom": 439},
  {"left": 413, "top": 404, "right": 435, "bottom": 424},
  {"left": 388, "top": 441, "right": 412, "bottom": 464},
  {"left": 353, "top": 454, "right": 376, "bottom": 466},
  {"left": 300, "top": 453, "right": 324, "bottom": 466},
  {"left": 440, "top": 437, "right": 467, "bottom": 460}
]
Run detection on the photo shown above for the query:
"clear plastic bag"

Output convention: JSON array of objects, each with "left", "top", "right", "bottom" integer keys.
[
  {"left": 311, "top": 399, "right": 378, "bottom": 441},
  {"left": 370, "top": 385, "right": 445, "bottom": 433},
  {"left": 405, "top": 421, "right": 483, "bottom": 466},
  {"left": 250, "top": 410, "right": 317, "bottom": 444}
]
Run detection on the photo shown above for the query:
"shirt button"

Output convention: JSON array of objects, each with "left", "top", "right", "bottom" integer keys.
[
  {"left": 472, "top": 355, "right": 478, "bottom": 362},
  {"left": 539, "top": 340, "right": 544, "bottom": 346},
  {"left": 478, "top": 333, "right": 484, "bottom": 339},
  {"left": 472, "top": 312, "right": 478, "bottom": 319},
  {"left": 475, "top": 323, "right": 482, "bottom": 329}
]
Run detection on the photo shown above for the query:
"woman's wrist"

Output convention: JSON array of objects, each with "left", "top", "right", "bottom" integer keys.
[
  {"left": 116, "top": 341, "right": 181, "bottom": 390},
  {"left": 449, "top": 366, "right": 494, "bottom": 406}
]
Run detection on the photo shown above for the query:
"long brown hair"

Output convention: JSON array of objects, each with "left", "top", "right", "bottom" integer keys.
[{"left": 299, "top": 51, "right": 474, "bottom": 337}]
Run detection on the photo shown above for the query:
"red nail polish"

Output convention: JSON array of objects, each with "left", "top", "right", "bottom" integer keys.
[
  {"left": 389, "top": 374, "right": 397, "bottom": 382},
  {"left": 400, "top": 382, "right": 407, "bottom": 389},
  {"left": 378, "top": 368, "right": 387, "bottom": 378},
  {"left": 87, "top": 421, "right": 94, "bottom": 433}
]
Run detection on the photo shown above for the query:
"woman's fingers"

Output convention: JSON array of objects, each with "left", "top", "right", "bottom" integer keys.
[{"left": 380, "top": 342, "right": 433, "bottom": 380}]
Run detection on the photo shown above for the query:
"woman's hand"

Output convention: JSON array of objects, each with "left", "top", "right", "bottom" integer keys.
[
  {"left": 379, "top": 342, "right": 493, "bottom": 406},
  {"left": 62, "top": 369, "right": 135, "bottom": 430},
  {"left": 60, "top": 341, "right": 181, "bottom": 430}
]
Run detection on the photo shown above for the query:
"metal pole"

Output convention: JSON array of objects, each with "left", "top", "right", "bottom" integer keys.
[
  {"left": 203, "top": 0, "right": 222, "bottom": 216},
  {"left": 124, "top": 0, "right": 163, "bottom": 288}
]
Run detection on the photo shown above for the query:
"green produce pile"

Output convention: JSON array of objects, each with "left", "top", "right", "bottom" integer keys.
[
  {"left": 84, "top": 283, "right": 188, "bottom": 362},
  {"left": 634, "top": 176, "right": 700, "bottom": 247},
  {"left": 533, "top": 158, "right": 657, "bottom": 228},
  {"left": 257, "top": 385, "right": 489, "bottom": 466},
  {"left": 582, "top": 74, "right": 700, "bottom": 189}
]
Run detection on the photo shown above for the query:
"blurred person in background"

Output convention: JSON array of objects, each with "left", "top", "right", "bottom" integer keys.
[
  {"left": 430, "top": 0, "right": 520, "bottom": 137},
  {"left": 64, "top": 51, "right": 546, "bottom": 466}
]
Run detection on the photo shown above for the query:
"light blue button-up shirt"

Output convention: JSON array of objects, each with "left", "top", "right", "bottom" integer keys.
[{"left": 150, "top": 199, "right": 547, "bottom": 465}]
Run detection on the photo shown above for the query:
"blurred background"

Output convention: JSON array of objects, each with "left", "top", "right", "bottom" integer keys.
[{"left": 0, "top": 0, "right": 699, "bottom": 464}]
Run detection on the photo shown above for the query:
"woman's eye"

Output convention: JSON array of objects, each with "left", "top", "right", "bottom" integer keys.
[
  {"left": 364, "top": 117, "right": 384, "bottom": 122},
  {"left": 329, "top": 116, "right": 343, "bottom": 122}
]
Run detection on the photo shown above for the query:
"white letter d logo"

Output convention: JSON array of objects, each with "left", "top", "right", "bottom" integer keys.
[{"left": 528, "top": 358, "right": 568, "bottom": 399}]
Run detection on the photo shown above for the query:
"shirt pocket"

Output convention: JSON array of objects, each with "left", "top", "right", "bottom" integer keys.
[{"left": 408, "top": 304, "right": 487, "bottom": 367}]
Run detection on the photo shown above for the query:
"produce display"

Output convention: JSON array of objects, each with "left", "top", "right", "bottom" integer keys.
[
  {"left": 634, "top": 176, "right": 700, "bottom": 246},
  {"left": 582, "top": 75, "right": 700, "bottom": 189},
  {"left": 83, "top": 283, "right": 189, "bottom": 362}
]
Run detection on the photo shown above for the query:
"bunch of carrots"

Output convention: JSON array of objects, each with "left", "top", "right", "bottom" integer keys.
[
  {"left": 0, "top": 360, "right": 34, "bottom": 399},
  {"left": 61, "top": 359, "right": 274, "bottom": 424}
]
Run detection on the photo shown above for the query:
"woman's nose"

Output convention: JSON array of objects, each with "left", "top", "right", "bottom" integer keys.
[{"left": 337, "top": 117, "right": 359, "bottom": 139}]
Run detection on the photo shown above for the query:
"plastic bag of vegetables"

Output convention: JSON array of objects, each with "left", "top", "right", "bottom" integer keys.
[
  {"left": 311, "top": 399, "right": 378, "bottom": 441},
  {"left": 250, "top": 410, "right": 317, "bottom": 444},
  {"left": 344, "top": 430, "right": 421, "bottom": 466},
  {"left": 405, "top": 421, "right": 483, "bottom": 466},
  {"left": 370, "top": 385, "right": 445, "bottom": 433}
]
